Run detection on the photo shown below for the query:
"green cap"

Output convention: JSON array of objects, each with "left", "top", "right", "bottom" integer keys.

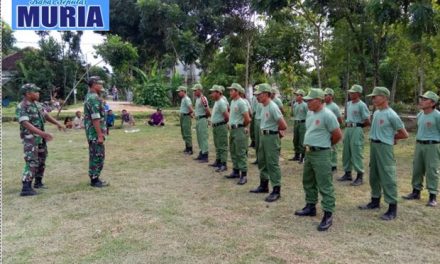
[
  {"left": 294, "top": 89, "right": 306, "bottom": 96},
  {"left": 254, "top": 83, "right": 272, "bottom": 95},
  {"left": 303, "top": 88, "right": 325, "bottom": 101},
  {"left": 20, "top": 83, "right": 41, "bottom": 94},
  {"left": 367, "top": 86, "right": 390, "bottom": 97},
  {"left": 419, "top": 91, "right": 439, "bottom": 103},
  {"left": 227, "top": 83, "right": 245, "bottom": 93},
  {"left": 324, "top": 88, "right": 334, "bottom": 96},
  {"left": 348, "top": 84, "right": 363, "bottom": 93},
  {"left": 176, "top": 85, "right": 188, "bottom": 92},
  {"left": 271, "top": 87, "right": 280, "bottom": 94},
  {"left": 88, "top": 76, "right": 104, "bottom": 87},
  {"left": 209, "top": 85, "right": 223, "bottom": 93},
  {"left": 191, "top": 83, "right": 203, "bottom": 91}
]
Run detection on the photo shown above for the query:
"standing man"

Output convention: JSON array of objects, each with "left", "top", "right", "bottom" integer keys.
[
  {"left": 290, "top": 89, "right": 308, "bottom": 163},
  {"left": 402, "top": 91, "right": 440, "bottom": 207},
  {"left": 224, "top": 83, "right": 251, "bottom": 185},
  {"left": 16, "top": 83, "right": 65, "bottom": 196},
  {"left": 324, "top": 88, "right": 343, "bottom": 172},
  {"left": 249, "top": 94, "right": 258, "bottom": 148},
  {"left": 250, "top": 83, "right": 288, "bottom": 202},
  {"left": 359, "top": 87, "right": 408, "bottom": 220},
  {"left": 192, "top": 84, "right": 211, "bottom": 162},
  {"left": 294, "top": 88, "right": 342, "bottom": 231},
  {"left": 271, "top": 87, "right": 285, "bottom": 115},
  {"left": 252, "top": 85, "right": 263, "bottom": 165},
  {"left": 84, "top": 76, "right": 109, "bottom": 187},
  {"left": 209, "top": 85, "right": 230, "bottom": 172},
  {"left": 338, "top": 84, "right": 370, "bottom": 186},
  {"left": 177, "top": 85, "right": 194, "bottom": 155}
]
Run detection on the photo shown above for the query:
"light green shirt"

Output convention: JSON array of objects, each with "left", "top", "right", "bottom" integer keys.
[
  {"left": 255, "top": 102, "right": 263, "bottom": 120},
  {"left": 304, "top": 108, "right": 340, "bottom": 148},
  {"left": 221, "top": 95, "right": 229, "bottom": 108},
  {"left": 369, "top": 107, "right": 404, "bottom": 145},
  {"left": 251, "top": 96, "right": 258, "bottom": 114},
  {"left": 346, "top": 100, "right": 369, "bottom": 123},
  {"left": 211, "top": 99, "right": 228, "bottom": 124},
  {"left": 195, "top": 95, "right": 208, "bottom": 117},
  {"left": 260, "top": 100, "right": 282, "bottom": 131},
  {"left": 229, "top": 98, "right": 248, "bottom": 125},
  {"left": 325, "top": 102, "right": 341, "bottom": 118},
  {"left": 273, "top": 97, "right": 283, "bottom": 110},
  {"left": 293, "top": 101, "right": 308, "bottom": 120},
  {"left": 179, "top": 95, "right": 192, "bottom": 114},
  {"left": 416, "top": 110, "right": 440, "bottom": 141}
]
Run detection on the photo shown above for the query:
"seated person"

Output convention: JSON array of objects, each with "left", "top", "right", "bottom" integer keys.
[
  {"left": 64, "top": 117, "right": 73, "bottom": 129},
  {"left": 121, "top": 109, "right": 135, "bottom": 127},
  {"left": 106, "top": 109, "right": 115, "bottom": 135},
  {"left": 148, "top": 108, "right": 165, "bottom": 126},
  {"left": 73, "top": 111, "right": 84, "bottom": 129}
]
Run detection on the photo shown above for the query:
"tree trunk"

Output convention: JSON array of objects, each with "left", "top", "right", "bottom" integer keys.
[
  {"left": 418, "top": 66, "right": 424, "bottom": 97},
  {"left": 316, "top": 26, "right": 322, "bottom": 88},
  {"left": 245, "top": 37, "right": 251, "bottom": 90},
  {"left": 390, "top": 67, "right": 399, "bottom": 103}
]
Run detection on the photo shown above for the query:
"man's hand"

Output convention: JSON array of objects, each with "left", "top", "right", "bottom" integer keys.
[
  {"left": 97, "top": 134, "right": 104, "bottom": 144},
  {"left": 42, "top": 132, "right": 54, "bottom": 142},
  {"left": 279, "top": 130, "right": 286, "bottom": 138},
  {"left": 244, "top": 127, "right": 249, "bottom": 134},
  {"left": 57, "top": 123, "right": 66, "bottom": 132}
]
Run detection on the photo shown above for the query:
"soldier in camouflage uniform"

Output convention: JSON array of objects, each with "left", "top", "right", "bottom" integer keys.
[
  {"left": 16, "top": 83, "right": 65, "bottom": 196},
  {"left": 84, "top": 76, "right": 108, "bottom": 187}
]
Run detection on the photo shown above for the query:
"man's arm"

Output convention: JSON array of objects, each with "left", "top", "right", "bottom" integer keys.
[
  {"left": 45, "top": 113, "right": 65, "bottom": 131},
  {"left": 92, "top": 118, "right": 104, "bottom": 143},
  {"left": 21, "top": 121, "right": 53, "bottom": 141},
  {"left": 278, "top": 117, "right": 288, "bottom": 138},
  {"left": 243, "top": 111, "right": 250, "bottom": 126},
  {"left": 331, "top": 128, "right": 343, "bottom": 145},
  {"left": 222, "top": 111, "right": 229, "bottom": 123},
  {"left": 394, "top": 128, "right": 409, "bottom": 141}
]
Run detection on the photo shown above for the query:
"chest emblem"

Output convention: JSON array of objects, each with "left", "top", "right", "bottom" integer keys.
[
  {"left": 353, "top": 110, "right": 359, "bottom": 115},
  {"left": 315, "top": 119, "right": 320, "bottom": 125},
  {"left": 426, "top": 121, "right": 432, "bottom": 128},
  {"left": 379, "top": 119, "right": 384, "bottom": 125}
]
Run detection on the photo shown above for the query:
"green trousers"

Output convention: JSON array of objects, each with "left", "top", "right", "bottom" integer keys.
[
  {"left": 229, "top": 127, "right": 248, "bottom": 171},
  {"left": 196, "top": 117, "right": 209, "bottom": 154},
  {"left": 253, "top": 119, "right": 261, "bottom": 161},
  {"left": 213, "top": 124, "right": 228, "bottom": 163},
  {"left": 331, "top": 144, "right": 339, "bottom": 168},
  {"left": 250, "top": 113, "right": 256, "bottom": 142},
  {"left": 89, "top": 140, "right": 105, "bottom": 179},
  {"left": 303, "top": 149, "right": 335, "bottom": 213},
  {"left": 258, "top": 134, "right": 281, "bottom": 187},
  {"left": 342, "top": 127, "right": 364, "bottom": 173},
  {"left": 22, "top": 137, "right": 47, "bottom": 182},
  {"left": 180, "top": 114, "right": 192, "bottom": 148},
  {"left": 293, "top": 121, "right": 306, "bottom": 154},
  {"left": 412, "top": 143, "right": 440, "bottom": 195},
  {"left": 369, "top": 142, "right": 397, "bottom": 204}
]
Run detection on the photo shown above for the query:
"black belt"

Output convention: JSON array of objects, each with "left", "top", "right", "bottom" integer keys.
[
  {"left": 294, "top": 120, "right": 306, "bottom": 123},
  {"left": 261, "top": 130, "right": 278, "bottom": 135},
  {"left": 305, "top": 146, "right": 330, "bottom": 152},
  {"left": 212, "top": 121, "right": 227, "bottom": 127},
  {"left": 181, "top": 113, "right": 191, "bottom": 116},
  {"left": 346, "top": 122, "right": 364, "bottom": 128},
  {"left": 230, "top": 124, "right": 244, "bottom": 129},
  {"left": 371, "top": 139, "right": 383, "bottom": 143},
  {"left": 196, "top": 115, "right": 207, "bottom": 120},
  {"left": 417, "top": 140, "right": 440, "bottom": 144}
]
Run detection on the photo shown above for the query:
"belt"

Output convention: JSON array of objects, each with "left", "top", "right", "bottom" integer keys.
[
  {"left": 230, "top": 124, "right": 244, "bottom": 129},
  {"left": 261, "top": 130, "right": 278, "bottom": 135},
  {"left": 346, "top": 122, "right": 364, "bottom": 128},
  {"left": 196, "top": 115, "right": 207, "bottom": 120},
  {"left": 212, "top": 121, "right": 227, "bottom": 127},
  {"left": 417, "top": 140, "right": 440, "bottom": 144},
  {"left": 305, "top": 146, "right": 330, "bottom": 152},
  {"left": 294, "top": 120, "right": 306, "bottom": 123},
  {"left": 181, "top": 113, "right": 191, "bottom": 116},
  {"left": 371, "top": 139, "right": 383, "bottom": 143}
]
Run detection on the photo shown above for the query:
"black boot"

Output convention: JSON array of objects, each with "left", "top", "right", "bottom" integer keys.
[
  {"left": 298, "top": 153, "right": 305, "bottom": 164},
  {"left": 209, "top": 159, "right": 220, "bottom": 167},
  {"left": 33, "top": 177, "right": 47, "bottom": 189},
  {"left": 225, "top": 169, "right": 240, "bottom": 179},
  {"left": 249, "top": 140, "right": 256, "bottom": 148},
  {"left": 337, "top": 171, "right": 352, "bottom": 181},
  {"left": 380, "top": 204, "right": 397, "bottom": 220},
  {"left": 250, "top": 179, "right": 269, "bottom": 193},
  {"left": 427, "top": 193, "right": 437, "bottom": 207},
  {"left": 402, "top": 188, "right": 421, "bottom": 200},
  {"left": 265, "top": 186, "right": 281, "bottom": 202},
  {"left": 237, "top": 171, "right": 248, "bottom": 185},
  {"left": 194, "top": 151, "right": 202, "bottom": 160},
  {"left": 185, "top": 146, "right": 193, "bottom": 155},
  {"left": 20, "top": 181, "right": 37, "bottom": 196},
  {"left": 358, "top": 197, "right": 381, "bottom": 210},
  {"left": 317, "top": 211, "right": 333, "bottom": 231},
  {"left": 90, "top": 177, "right": 109, "bottom": 188},
  {"left": 289, "top": 153, "right": 300, "bottom": 161},
  {"left": 198, "top": 153, "right": 209, "bottom": 163},
  {"left": 331, "top": 166, "right": 337, "bottom": 172},
  {"left": 215, "top": 162, "right": 228, "bottom": 172},
  {"left": 294, "top": 203, "right": 317, "bottom": 216},
  {"left": 351, "top": 172, "right": 363, "bottom": 186}
]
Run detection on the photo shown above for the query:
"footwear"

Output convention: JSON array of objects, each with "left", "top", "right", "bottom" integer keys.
[
  {"left": 249, "top": 179, "right": 269, "bottom": 193},
  {"left": 33, "top": 177, "right": 47, "bottom": 189},
  {"left": 209, "top": 159, "right": 220, "bottom": 167},
  {"left": 402, "top": 189, "right": 421, "bottom": 200},
  {"left": 350, "top": 172, "right": 363, "bottom": 186},
  {"left": 249, "top": 141, "right": 256, "bottom": 148},
  {"left": 90, "top": 178, "right": 109, "bottom": 188},
  {"left": 337, "top": 171, "right": 352, "bottom": 181},
  {"left": 265, "top": 186, "right": 281, "bottom": 202},
  {"left": 380, "top": 204, "right": 397, "bottom": 220},
  {"left": 194, "top": 152, "right": 202, "bottom": 160},
  {"left": 427, "top": 193, "right": 437, "bottom": 207},
  {"left": 237, "top": 171, "right": 247, "bottom": 185},
  {"left": 20, "top": 181, "right": 37, "bottom": 196},
  {"left": 298, "top": 154, "right": 305, "bottom": 164},
  {"left": 215, "top": 162, "right": 228, "bottom": 172},
  {"left": 358, "top": 197, "right": 381, "bottom": 210},
  {"left": 225, "top": 169, "right": 240, "bottom": 179},
  {"left": 198, "top": 153, "right": 209, "bottom": 163},
  {"left": 294, "top": 203, "right": 317, "bottom": 216},
  {"left": 331, "top": 166, "right": 337, "bottom": 172},
  {"left": 251, "top": 160, "right": 258, "bottom": 165},
  {"left": 289, "top": 153, "right": 300, "bottom": 161},
  {"left": 317, "top": 211, "right": 333, "bottom": 231},
  {"left": 185, "top": 147, "right": 193, "bottom": 155}
]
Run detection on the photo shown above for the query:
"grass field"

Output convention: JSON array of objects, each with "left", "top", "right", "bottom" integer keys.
[{"left": 3, "top": 121, "right": 440, "bottom": 263}]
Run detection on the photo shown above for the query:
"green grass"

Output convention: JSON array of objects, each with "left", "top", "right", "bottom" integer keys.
[{"left": 3, "top": 121, "right": 440, "bottom": 263}]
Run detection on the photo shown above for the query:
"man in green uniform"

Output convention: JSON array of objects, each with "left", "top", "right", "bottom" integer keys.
[
  {"left": 338, "top": 84, "right": 370, "bottom": 186},
  {"left": 209, "top": 85, "right": 229, "bottom": 172},
  {"left": 402, "top": 91, "right": 440, "bottom": 207},
  {"left": 16, "top": 83, "right": 65, "bottom": 196},
  {"left": 84, "top": 76, "right": 109, "bottom": 187},
  {"left": 249, "top": 94, "right": 258, "bottom": 148},
  {"left": 324, "top": 88, "right": 343, "bottom": 172},
  {"left": 225, "top": 83, "right": 251, "bottom": 185},
  {"left": 250, "top": 83, "right": 287, "bottom": 202},
  {"left": 294, "top": 88, "right": 342, "bottom": 231},
  {"left": 271, "top": 87, "right": 285, "bottom": 115},
  {"left": 359, "top": 87, "right": 408, "bottom": 220},
  {"left": 290, "top": 89, "right": 308, "bottom": 163},
  {"left": 252, "top": 85, "right": 263, "bottom": 165},
  {"left": 192, "top": 84, "right": 211, "bottom": 162},
  {"left": 177, "top": 85, "right": 194, "bottom": 155}
]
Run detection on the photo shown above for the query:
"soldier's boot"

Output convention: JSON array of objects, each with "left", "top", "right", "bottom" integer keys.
[
  {"left": 337, "top": 171, "right": 352, "bottom": 181},
  {"left": 402, "top": 188, "right": 421, "bottom": 200},
  {"left": 237, "top": 171, "right": 248, "bottom": 185},
  {"left": 380, "top": 204, "right": 397, "bottom": 221},
  {"left": 185, "top": 147, "right": 193, "bottom": 155},
  {"left": 265, "top": 186, "right": 281, "bottom": 202},
  {"left": 90, "top": 177, "right": 109, "bottom": 188},
  {"left": 215, "top": 162, "right": 228, "bottom": 172},
  {"left": 209, "top": 159, "right": 220, "bottom": 167},
  {"left": 358, "top": 197, "right": 381, "bottom": 210},
  {"left": 317, "top": 211, "right": 333, "bottom": 231},
  {"left": 250, "top": 179, "right": 269, "bottom": 193},
  {"left": 20, "top": 181, "right": 37, "bottom": 196},
  {"left": 249, "top": 140, "right": 256, "bottom": 148},
  {"left": 294, "top": 203, "right": 317, "bottom": 216},
  {"left": 33, "top": 177, "right": 47, "bottom": 189},
  {"left": 193, "top": 151, "right": 202, "bottom": 160},
  {"left": 350, "top": 172, "right": 363, "bottom": 186},
  {"left": 331, "top": 166, "right": 337, "bottom": 172},
  {"left": 298, "top": 153, "right": 305, "bottom": 164},
  {"left": 198, "top": 153, "right": 209, "bottom": 163},
  {"left": 427, "top": 193, "right": 437, "bottom": 207},
  {"left": 225, "top": 169, "right": 240, "bottom": 179},
  {"left": 289, "top": 153, "right": 300, "bottom": 161}
]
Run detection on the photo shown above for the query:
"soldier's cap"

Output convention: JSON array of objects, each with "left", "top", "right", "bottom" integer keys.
[
  {"left": 367, "top": 86, "right": 390, "bottom": 97},
  {"left": 227, "top": 83, "right": 245, "bottom": 93},
  {"left": 324, "top": 88, "right": 334, "bottom": 96},
  {"left": 209, "top": 85, "right": 223, "bottom": 93},
  {"left": 419, "top": 91, "right": 439, "bottom": 103},
  {"left": 254, "top": 83, "right": 272, "bottom": 95},
  {"left": 176, "top": 85, "right": 188, "bottom": 92},
  {"left": 294, "top": 89, "right": 306, "bottom": 96},
  {"left": 348, "top": 84, "right": 363, "bottom": 93},
  {"left": 271, "top": 86, "right": 280, "bottom": 94},
  {"left": 303, "top": 88, "right": 325, "bottom": 101},
  {"left": 88, "top": 76, "right": 104, "bottom": 87},
  {"left": 191, "top": 83, "right": 203, "bottom": 91},
  {"left": 20, "top": 83, "right": 41, "bottom": 94}
]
